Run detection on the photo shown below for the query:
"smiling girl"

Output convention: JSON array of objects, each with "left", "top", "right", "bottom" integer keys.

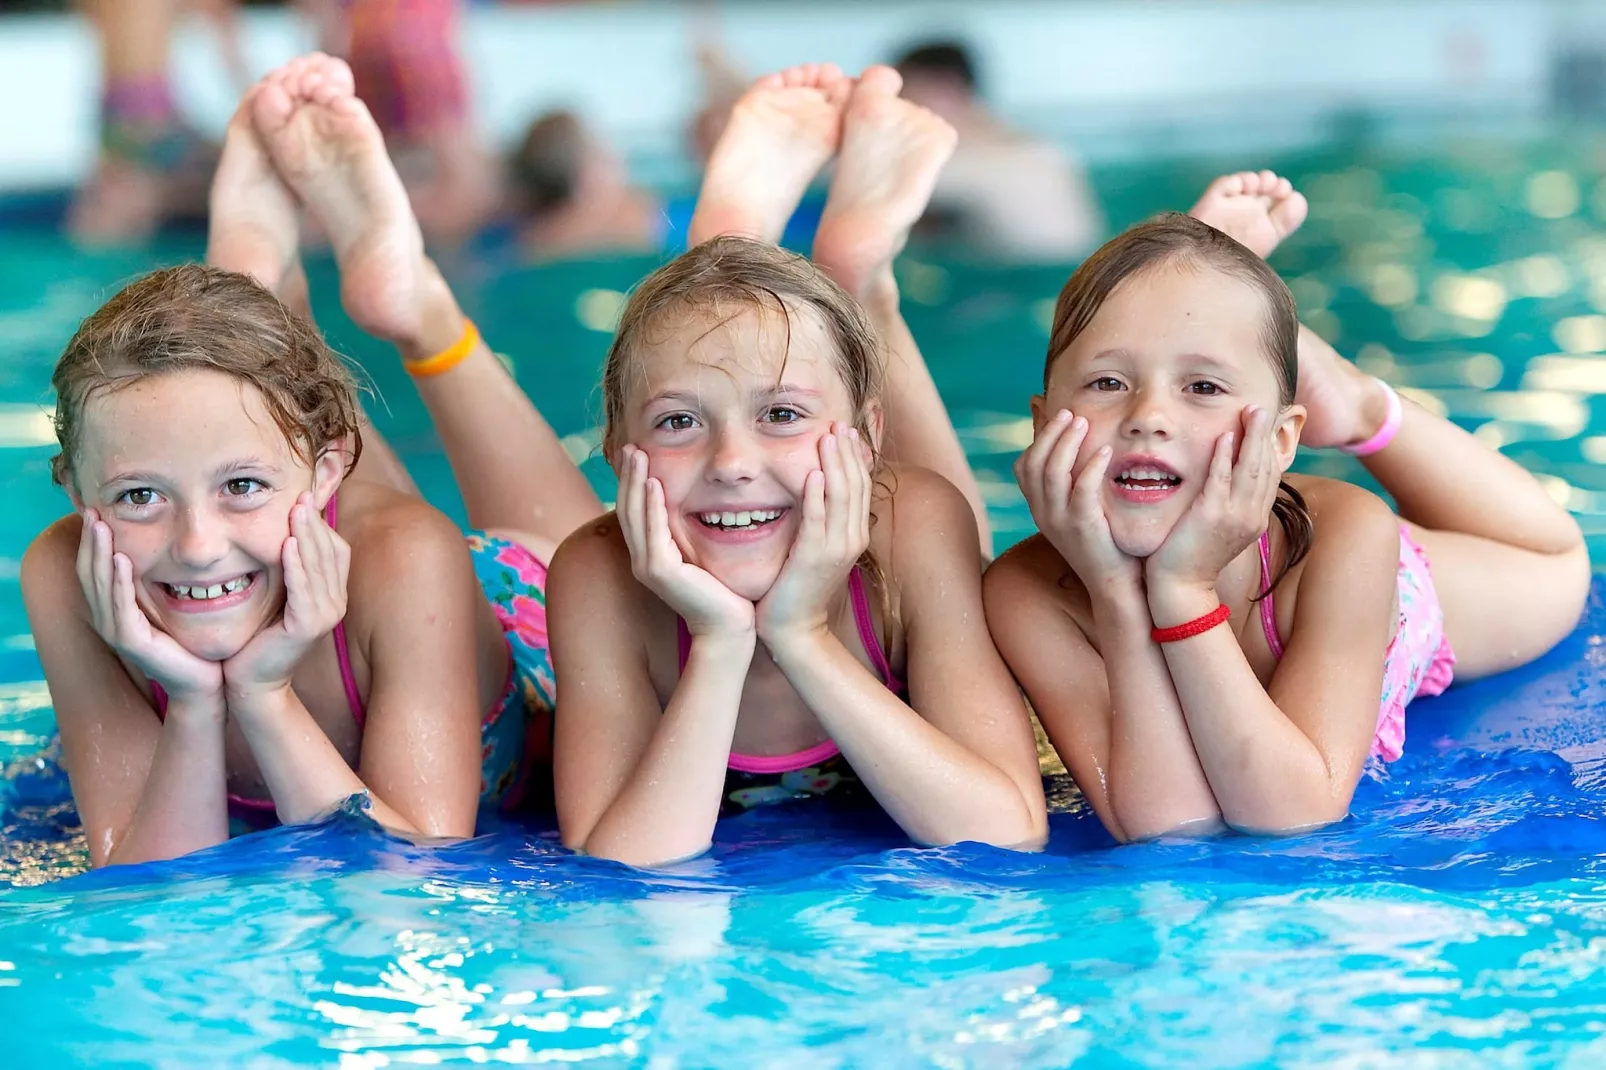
[
  {"left": 21, "top": 54, "right": 600, "bottom": 866},
  {"left": 985, "top": 174, "right": 1590, "bottom": 842},
  {"left": 536, "top": 66, "right": 1046, "bottom": 866}
]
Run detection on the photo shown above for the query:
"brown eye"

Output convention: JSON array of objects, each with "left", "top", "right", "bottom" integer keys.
[
  {"left": 225, "top": 478, "right": 265, "bottom": 496},
  {"left": 123, "top": 488, "right": 155, "bottom": 507}
]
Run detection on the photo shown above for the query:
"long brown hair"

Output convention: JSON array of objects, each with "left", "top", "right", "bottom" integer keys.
[
  {"left": 52, "top": 263, "right": 363, "bottom": 488},
  {"left": 1045, "top": 212, "right": 1313, "bottom": 595}
]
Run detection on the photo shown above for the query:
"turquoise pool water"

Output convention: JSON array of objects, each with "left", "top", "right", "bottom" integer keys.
[{"left": 5, "top": 139, "right": 1606, "bottom": 1064}]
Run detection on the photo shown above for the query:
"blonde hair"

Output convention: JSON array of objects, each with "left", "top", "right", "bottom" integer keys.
[
  {"left": 601, "top": 235, "right": 884, "bottom": 460},
  {"left": 51, "top": 264, "right": 363, "bottom": 486}
]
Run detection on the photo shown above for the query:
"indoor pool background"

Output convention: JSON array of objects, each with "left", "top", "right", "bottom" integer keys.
[{"left": 6, "top": 138, "right": 1606, "bottom": 1064}]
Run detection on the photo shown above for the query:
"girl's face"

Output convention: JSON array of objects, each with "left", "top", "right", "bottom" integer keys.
[
  {"left": 72, "top": 368, "right": 343, "bottom": 662},
  {"left": 620, "top": 303, "right": 873, "bottom": 602},
  {"left": 1036, "top": 262, "right": 1304, "bottom": 558}
]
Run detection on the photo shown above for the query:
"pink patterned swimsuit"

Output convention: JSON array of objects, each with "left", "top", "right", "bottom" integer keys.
[{"left": 1256, "top": 527, "right": 1456, "bottom": 761}]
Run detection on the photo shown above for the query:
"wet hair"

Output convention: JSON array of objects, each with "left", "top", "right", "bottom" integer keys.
[
  {"left": 1044, "top": 212, "right": 1313, "bottom": 595},
  {"left": 894, "top": 40, "right": 979, "bottom": 92},
  {"left": 510, "top": 110, "right": 585, "bottom": 215},
  {"left": 601, "top": 235, "right": 884, "bottom": 460},
  {"left": 51, "top": 263, "right": 363, "bottom": 488},
  {"left": 601, "top": 236, "right": 894, "bottom": 628}
]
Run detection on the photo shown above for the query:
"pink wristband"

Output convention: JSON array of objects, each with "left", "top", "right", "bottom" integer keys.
[{"left": 1339, "top": 380, "right": 1402, "bottom": 457}]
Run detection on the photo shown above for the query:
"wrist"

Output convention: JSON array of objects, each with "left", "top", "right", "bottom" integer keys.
[
  {"left": 685, "top": 627, "right": 758, "bottom": 659},
  {"left": 1145, "top": 578, "right": 1222, "bottom": 630},
  {"left": 856, "top": 269, "right": 901, "bottom": 321},
  {"left": 759, "top": 620, "right": 836, "bottom": 664},
  {"left": 161, "top": 688, "right": 227, "bottom": 726},
  {"left": 224, "top": 680, "right": 297, "bottom": 722}
]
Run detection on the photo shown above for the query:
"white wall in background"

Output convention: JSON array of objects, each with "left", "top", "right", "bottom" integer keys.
[{"left": 0, "top": 0, "right": 1591, "bottom": 190}]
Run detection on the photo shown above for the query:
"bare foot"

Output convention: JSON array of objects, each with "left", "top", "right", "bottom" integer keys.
[
  {"left": 1188, "top": 170, "right": 1308, "bottom": 260},
  {"left": 811, "top": 66, "right": 957, "bottom": 301},
  {"left": 687, "top": 63, "right": 854, "bottom": 246},
  {"left": 1294, "top": 326, "right": 1394, "bottom": 450},
  {"left": 250, "top": 53, "right": 446, "bottom": 347},
  {"left": 206, "top": 87, "right": 303, "bottom": 301}
]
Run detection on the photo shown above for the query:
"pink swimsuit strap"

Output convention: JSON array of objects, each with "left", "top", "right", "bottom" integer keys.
[
  {"left": 149, "top": 494, "right": 363, "bottom": 811},
  {"left": 676, "top": 566, "right": 904, "bottom": 772},
  {"left": 1257, "top": 529, "right": 1286, "bottom": 660}
]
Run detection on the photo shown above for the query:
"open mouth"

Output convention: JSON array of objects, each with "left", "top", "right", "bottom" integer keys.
[
  {"left": 1113, "top": 465, "right": 1183, "bottom": 492},
  {"left": 159, "top": 572, "right": 258, "bottom": 604},
  {"left": 695, "top": 508, "right": 787, "bottom": 532}
]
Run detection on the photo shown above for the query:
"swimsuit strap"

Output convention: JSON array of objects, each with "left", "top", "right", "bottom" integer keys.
[
  {"left": 675, "top": 566, "right": 901, "bottom": 691},
  {"left": 324, "top": 494, "right": 367, "bottom": 729},
  {"left": 1257, "top": 530, "right": 1286, "bottom": 661}
]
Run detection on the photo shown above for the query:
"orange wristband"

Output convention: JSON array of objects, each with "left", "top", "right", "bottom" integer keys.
[{"left": 404, "top": 319, "right": 480, "bottom": 378}]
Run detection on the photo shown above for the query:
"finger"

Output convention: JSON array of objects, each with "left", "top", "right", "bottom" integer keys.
[
  {"left": 799, "top": 469, "right": 827, "bottom": 550},
  {"left": 110, "top": 552, "right": 144, "bottom": 644},
  {"left": 1070, "top": 445, "right": 1113, "bottom": 517},
  {"left": 290, "top": 496, "right": 331, "bottom": 603},
  {"left": 1206, "top": 429, "right": 1235, "bottom": 501},
  {"left": 644, "top": 477, "right": 681, "bottom": 571},
  {"left": 281, "top": 535, "right": 308, "bottom": 633},
  {"left": 820, "top": 429, "right": 849, "bottom": 555},
  {"left": 1044, "top": 415, "right": 1088, "bottom": 516},
  {"left": 89, "top": 520, "right": 117, "bottom": 628},
  {"left": 848, "top": 427, "right": 871, "bottom": 549},
  {"left": 1016, "top": 410, "right": 1071, "bottom": 502},
  {"left": 618, "top": 448, "right": 649, "bottom": 559},
  {"left": 74, "top": 509, "right": 97, "bottom": 594}
]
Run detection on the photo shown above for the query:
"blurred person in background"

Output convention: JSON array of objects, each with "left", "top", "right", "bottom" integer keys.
[
  {"left": 309, "top": 0, "right": 497, "bottom": 242},
  {"left": 894, "top": 39, "right": 1103, "bottom": 261},
  {"left": 507, "top": 109, "right": 662, "bottom": 259},
  {"left": 69, "top": 0, "right": 238, "bottom": 244}
]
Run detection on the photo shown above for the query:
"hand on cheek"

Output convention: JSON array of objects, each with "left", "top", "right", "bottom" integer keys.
[
  {"left": 1146, "top": 405, "right": 1282, "bottom": 597},
  {"left": 75, "top": 509, "right": 226, "bottom": 705},
  {"left": 222, "top": 493, "right": 352, "bottom": 704},
  {"left": 756, "top": 423, "right": 871, "bottom": 646},
  {"left": 616, "top": 444, "right": 756, "bottom": 639}
]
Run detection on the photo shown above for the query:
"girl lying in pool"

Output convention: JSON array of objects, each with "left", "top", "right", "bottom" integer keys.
[
  {"left": 985, "top": 172, "right": 1591, "bottom": 842},
  {"left": 22, "top": 54, "right": 602, "bottom": 866},
  {"left": 537, "top": 65, "right": 1047, "bottom": 865}
]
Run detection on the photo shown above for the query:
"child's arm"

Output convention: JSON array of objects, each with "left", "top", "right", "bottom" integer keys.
[
  {"left": 549, "top": 518, "right": 756, "bottom": 866},
  {"left": 1147, "top": 421, "right": 1398, "bottom": 832},
  {"left": 221, "top": 496, "right": 480, "bottom": 835},
  {"left": 764, "top": 465, "right": 1046, "bottom": 848},
  {"left": 996, "top": 410, "right": 1223, "bottom": 841},
  {"left": 22, "top": 519, "right": 230, "bottom": 866}
]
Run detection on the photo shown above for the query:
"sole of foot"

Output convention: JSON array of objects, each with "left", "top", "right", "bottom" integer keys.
[
  {"left": 812, "top": 65, "right": 957, "bottom": 300},
  {"left": 1188, "top": 170, "right": 1308, "bottom": 260},
  {"left": 688, "top": 63, "right": 854, "bottom": 246}
]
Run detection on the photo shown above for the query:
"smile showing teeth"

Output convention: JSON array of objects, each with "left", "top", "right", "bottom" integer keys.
[
  {"left": 165, "top": 575, "right": 253, "bottom": 601},
  {"left": 697, "top": 508, "right": 784, "bottom": 530},
  {"left": 1115, "top": 465, "right": 1181, "bottom": 487}
]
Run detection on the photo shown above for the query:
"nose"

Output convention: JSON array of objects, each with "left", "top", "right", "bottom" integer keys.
[
  {"left": 171, "top": 505, "right": 231, "bottom": 570},
  {"left": 1119, "top": 385, "right": 1174, "bottom": 442},
  {"left": 706, "top": 422, "right": 759, "bottom": 485}
]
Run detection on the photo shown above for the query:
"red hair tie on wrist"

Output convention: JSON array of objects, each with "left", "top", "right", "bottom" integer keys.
[{"left": 1151, "top": 603, "right": 1230, "bottom": 644}]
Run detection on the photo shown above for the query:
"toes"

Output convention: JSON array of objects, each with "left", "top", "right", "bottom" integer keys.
[
  {"left": 1270, "top": 190, "right": 1310, "bottom": 235},
  {"left": 855, "top": 64, "right": 903, "bottom": 98},
  {"left": 251, "top": 79, "right": 296, "bottom": 136}
]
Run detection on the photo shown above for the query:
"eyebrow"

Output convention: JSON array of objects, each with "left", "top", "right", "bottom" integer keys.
[
  {"left": 642, "top": 384, "right": 827, "bottom": 407},
  {"left": 1086, "top": 349, "right": 1240, "bottom": 376},
  {"left": 101, "top": 457, "right": 282, "bottom": 486}
]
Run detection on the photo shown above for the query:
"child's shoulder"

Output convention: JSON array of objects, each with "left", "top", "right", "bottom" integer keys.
[
  {"left": 984, "top": 532, "right": 1086, "bottom": 608},
  {"left": 1286, "top": 473, "right": 1400, "bottom": 547},
  {"left": 872, "top": 463, "right": 983, "bottom": 558},
  {"left": 21, "top": 512, "right": 85, "bottom": 599},
  {"left": 335, "top": 481, "right": 469, "bottom": 571}
]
